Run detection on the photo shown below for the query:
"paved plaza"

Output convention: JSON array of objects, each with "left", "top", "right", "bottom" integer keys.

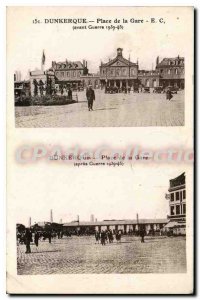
[
  {"left": 15, "top": 90, "right": 184, "bottom": 127},
  {"left": 17, "top": 235, "right": 186, "bottom": 275}
]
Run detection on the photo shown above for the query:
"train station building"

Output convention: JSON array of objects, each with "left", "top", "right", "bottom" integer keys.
[
  {"left": 63, "top": 218, "right": 168, "bottom": 235},
  {"left": 99, "top": 48, "right": 139, "bottom": 89}
]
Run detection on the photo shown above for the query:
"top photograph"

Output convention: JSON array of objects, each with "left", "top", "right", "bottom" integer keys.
[{"left": 11, "top": 7, "right": 189, "bottom": 128}]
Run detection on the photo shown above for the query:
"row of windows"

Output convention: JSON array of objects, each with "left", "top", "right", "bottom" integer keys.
[
  {"left": 170, "top": 190, "right": 186, "bottom": 202},
  {"left": 56, "top": 71, "right": 82, "bottom": 78},
  {"left": 101, "top": 68, "right": 136, "bottom": 76},
  {"left": 159, "top": 68, "right": 184, "bottom": 75},
  {"left": 170, "top": 203, "right": 186, "bottom": 216},
  {"left": 167, "top": 60, "right": 184, "bottom": 66}
]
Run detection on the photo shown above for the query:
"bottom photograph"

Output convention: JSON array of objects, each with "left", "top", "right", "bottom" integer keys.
[{"left": 16, "top": 171, "right": 186, "bottom": 275}]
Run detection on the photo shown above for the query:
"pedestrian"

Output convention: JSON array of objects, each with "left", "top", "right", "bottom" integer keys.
[
  {"left": 68, "top": 87, "right": 72, "bottom": 100},
  {"left": 140, "top": 228, "right": 145, "bottom": 243},
  {"left": 166, "top": 87, "right": 173, "bottom": 101},
  {"left": 34, "top": 231, "right": 39, "bottom": 247},
  {"left": 25, "top": 228, "right": 32, "bottom": 254},
  {"left": 48, "top": 232, "right": 52, "bottom": 243},
  {"left": 61, "top": 87, "right": 64, "bottom": 96},
  {"left": 86, "top": 85, "right": 95, "bottom": 111},
  {"left": 100, "top": 231, "right": 106, "bottom": 246}
]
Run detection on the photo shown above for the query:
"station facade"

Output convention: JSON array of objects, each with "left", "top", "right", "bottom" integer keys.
[
  {"left": 63, "top": 218, "right": 168, "bottom": 235},
  {"left": 99, "top": 48, "right": 139, "bottom": 89}
]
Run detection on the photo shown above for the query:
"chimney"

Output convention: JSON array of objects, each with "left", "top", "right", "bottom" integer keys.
[
  {"left": 50, "top": 209, "right": 53, "bottom": 223},
  {"left": 136, "top": 213, "right": 139, "bottom": 224},
  {"left": 29, "top": 217, "right": 31, "bottom": 228},
  {"left": 90, "top": 214, "right": 94, "bottom": 222},
  {"left": 95, "top": 218, "right": 97, "bottom": 222},
  {"left": 86, "top": 61, "right": 87, "bottom": 68}
]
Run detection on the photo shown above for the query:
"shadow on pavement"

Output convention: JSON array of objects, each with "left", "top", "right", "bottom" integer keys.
[
  {"left": 30, "top": 250, "right": 61, "bottom": 254},
  {"left": 94, "top": 108, "right": 117, "bottom": 111}
]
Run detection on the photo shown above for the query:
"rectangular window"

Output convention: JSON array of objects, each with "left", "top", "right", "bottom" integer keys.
[
  {"left": 183, "top": 204, "right": 186, "bottom": 214},
  {"left": 176, "top": 205, "right": 180, "bottom": 215},
  {"left": 176, "top": 191, "right": 180, "bottom": 201},
  {"left": 183, "top": 190, "right": 186, "bottom": 199},
  {"left": 170, "top": 193, "right": 174, "bottom": 201},
  {"left": 170, "top": 206, "right": 175, "bottom": 216}
]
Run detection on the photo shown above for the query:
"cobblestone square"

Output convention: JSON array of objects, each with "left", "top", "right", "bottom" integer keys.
[
  {"left": 17, "top": 235, "right": 186, "bottom": 275},
  {"left": 15, "top": 90, "right": 184, "bottom": 127}
]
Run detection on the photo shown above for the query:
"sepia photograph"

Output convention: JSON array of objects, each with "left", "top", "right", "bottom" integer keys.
[
  {"left": 7, "top": 5, "right": 194, "bottom": 294},
  {"left": 16, "top": 170, "right": 186, "bottom": 275},
  {"left": 12, "top": 7, "right": 186, "bottom": 128}
]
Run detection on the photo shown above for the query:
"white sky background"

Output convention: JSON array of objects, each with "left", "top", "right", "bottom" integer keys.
[
  {"left": 8, "top": 6, "right": 189, "bottom": 80},
  {"left": 15, "top": 164, "right": 186, "bottom": 226}
]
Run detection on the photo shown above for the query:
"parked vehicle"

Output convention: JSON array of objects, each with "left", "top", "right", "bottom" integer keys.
[
  {"left": 133, "top": 86, "right": 139, "bottom": 93},
  {"left": 165, "top": 86, "right": 178, "bottom": 94},
  {"left": 153, "top": 86, "right": 164, "bottom": 93},
  {"left": 143, "top": 87, "right": 150, "bottom": 93}
]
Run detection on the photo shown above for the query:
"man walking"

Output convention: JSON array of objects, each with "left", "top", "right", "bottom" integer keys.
[
  {"left": 86, "top": 85, "right": 95, "bottom": 111},
  {"left": 140, "top": 227, "right": 146, "bottom": 243},
  {"left": 25, "top": 228, "right": 32, "bottom": 254}
]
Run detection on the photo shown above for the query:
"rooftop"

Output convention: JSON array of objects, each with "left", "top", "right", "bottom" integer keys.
[{"left": 63, "top": 218, "right": 168, "bottom": 227}]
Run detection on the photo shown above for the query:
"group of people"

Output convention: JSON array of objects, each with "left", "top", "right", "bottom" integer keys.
[
  {"left": 17, "top": 229, "right": 64, "bottom": 254},
  {"left": 95, "top": 230, "right": 122, "bottom": 246},
  {"left": 105, "top": 86, "right": 132, "bottom": 94},
  {"left": 85, "top": 84, "right": 175, "bottom": 113},
  {"left": 60, "top": 86, "right": 72, "bottom": 100},
  {"left": 95, "top": 228, "right": 146, "bottom": 246}
]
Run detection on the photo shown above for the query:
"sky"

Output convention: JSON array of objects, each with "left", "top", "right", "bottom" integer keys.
[{"left": 15, "top": 164, "right": 186, "bottom": 227}]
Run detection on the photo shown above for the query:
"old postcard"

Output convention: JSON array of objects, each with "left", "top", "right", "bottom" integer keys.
[{"left": 7, "top": 6, "right": 194, "bottom": 294}]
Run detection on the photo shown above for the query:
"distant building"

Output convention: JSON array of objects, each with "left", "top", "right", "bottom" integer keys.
[
  {"left": 164, "top": 172, "right": 186, "bottom": 235},
  {"left": 156, "top": 56, "right": 185, "bottom": 89},
  {"left": 63, "top": 218, "right": 167, "bottom": 235},
  {"left": 138, "top": 69, "right": 160, "bottom": 88},
  {"left": 14, "top": 80, "right": 30, "bottom": 98},
  {"left": 99, "top": 48, "right": 139, "bottom": 89},
  {"left": 81, "top": 73, "right": 100, "bottom": 89},
  {"left": 14, "top": 70, "right": 22, "bottom": 82},
  {"left": 52, "top": 59, "right": 88, "bottom": 89}
]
